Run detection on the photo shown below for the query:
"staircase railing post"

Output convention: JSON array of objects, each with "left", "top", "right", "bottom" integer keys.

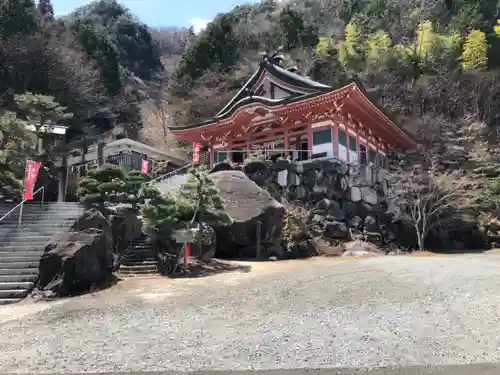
[
  {"left": 40, "top": 187, "right": 45, "bottom": 209},
  {"left": 17, "top": 201, "right": 24, "bottom": 228}
]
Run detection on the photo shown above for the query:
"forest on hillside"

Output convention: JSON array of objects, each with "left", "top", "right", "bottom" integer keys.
[
  {"left": 3, "top": 0, "right": 500, "bottom": 248},
  {"left": 0, "top": 0, "right": 191, "bottom": 200},
  {"left": 165, "top": 0, "right": 500, "bottom": 249},
  {"left": 169, "top": 0, "right": 500, "bottom": 135}
]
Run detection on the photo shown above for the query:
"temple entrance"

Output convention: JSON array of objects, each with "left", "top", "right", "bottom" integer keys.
[
  {"left": 299, "top": 140, "right": 309, "bottom": 161},
  {"left": 231, "top": 148, "right": 245, "bottom": 164}
]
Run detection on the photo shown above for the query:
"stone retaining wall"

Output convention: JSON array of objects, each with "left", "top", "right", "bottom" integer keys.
[{"left": 239, "top": 157, "right": 412, "bottom": 248}]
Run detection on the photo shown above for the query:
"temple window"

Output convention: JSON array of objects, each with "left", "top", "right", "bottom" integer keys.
[
  {"left": 368, "top": 148, "right": 377, "bottom": 166},
  {"left": 349, "top": 134, "right": 358, "bottom": 163},
  {"left": 232, "top": 148, "right": 244, "bottom": 164},
  {"left": 338, "top": 128, "right": 348, "bottom": 162},
  {"left": 312, "top": 128, "right": 333, "bottom": 158},
  {"left": 214, "top": 151, "right": 228, "bottom": 164},
  {"left": 359, "top": 143, "right": 367, "bottom": 165},
  {"left": 375, "top": 152, "right": 387, "bottom": 168}
]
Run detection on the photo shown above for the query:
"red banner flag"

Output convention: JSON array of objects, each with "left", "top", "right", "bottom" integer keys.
[
  {"left": 193, "top": 143, "right": 200, "bottom": 163},
  {"left": 23, "top": 160, "right": 41, "bottom": 200},
  {"left": 141, "top": 159, "right": 149, "bottom": 173}
]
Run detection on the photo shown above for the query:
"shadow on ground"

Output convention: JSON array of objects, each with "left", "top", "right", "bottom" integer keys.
[
  {"left": 170, "top": 259, "right": 252, "bottom": 279},
  {"left": 31, "top": 274, "right": 121, "bottom": 303}
]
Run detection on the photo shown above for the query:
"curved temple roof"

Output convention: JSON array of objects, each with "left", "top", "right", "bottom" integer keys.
[{"left": 169, "top": 59, "right": 416, "bottom": 150}]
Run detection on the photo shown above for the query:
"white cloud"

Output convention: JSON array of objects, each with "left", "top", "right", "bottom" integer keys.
[{"left": 189, "top": 18, "right": 210, "bottom": 34}]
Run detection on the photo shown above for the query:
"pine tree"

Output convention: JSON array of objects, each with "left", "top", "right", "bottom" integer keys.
[
  {"left": 140, "top": 185, "right": 179, "bottom": 245},
  {"left": 76, "top": 164, "right": 126, "bottom": 212},
  {"left": 0, "top": 111, "right": 36, "bottom": 201},
  {"left": 175, "top": 164, "right": 229, "bottom": 248},
  {"left": 14, "top": 93, "right": 73, "bottom": 155},
  {"left": 123, "top": 170, "right": 151, "bottom": 212}
]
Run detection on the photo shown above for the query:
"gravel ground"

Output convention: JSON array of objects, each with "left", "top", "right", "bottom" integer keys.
[{"left": 2, "top": 254, "right": 500, "bottom": 373}]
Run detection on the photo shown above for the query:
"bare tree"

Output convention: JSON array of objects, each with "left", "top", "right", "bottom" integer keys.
[{"left": 389, "top": 166, "right": 474, "bottom": 251}]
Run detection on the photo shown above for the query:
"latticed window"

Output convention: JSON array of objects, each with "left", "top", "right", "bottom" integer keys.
[
  {"left": 214, "top": 151, "right": 228, "bottom": 164},
  {"left": 312, "top": 129, "right": 332, "bottom": 145},
  {"left": 359, "top": 143, "right": 367, "bottom": 165},
  {"left": 338, "top": 128, "right": 348, "bottom": 161},
  {"left": 368, "top": 149, "right": 376, "bottom": 164}
]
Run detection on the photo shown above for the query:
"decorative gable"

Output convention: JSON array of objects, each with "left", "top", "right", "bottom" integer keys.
[
  {"left": 250, "top": 73, "right": 316, "bottom": 100},
  {"left": 216, "top": 60, "right": 331, "bottom": 118}
]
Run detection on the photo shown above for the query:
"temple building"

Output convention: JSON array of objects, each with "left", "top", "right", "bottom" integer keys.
[{"left": 168, "top": 54, "right": 417, "bottom": 168}]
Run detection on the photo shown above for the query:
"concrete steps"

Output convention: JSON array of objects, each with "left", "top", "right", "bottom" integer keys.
[
  {"left": 119, "top": 237, "right": 159, "bottom": 277},
  {"left": 0, "top": 274, "right": 38, "bottom": 282},
  {"left": 0, "top": 202, "right": 84, "bottom": 305}
]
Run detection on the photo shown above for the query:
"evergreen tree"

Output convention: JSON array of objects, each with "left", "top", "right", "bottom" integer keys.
[
  {"left": 123, "top": 170, "right": 151, "bottom": 212},
  {"left": 365, "top": 30, "right": 391, "bottom": 67},
  {"left": 140, "top": 185, "right": 178, "bottom": 242},
  {"left": 461, "top": 29, "right": 488, "bottom": 71},
  {"left": 337, "top": 22, "right": 363, "bottom": 70},
  {"left": 0, "top": 111, "right": 36, "bottom": 201},
  {"left": 76, "top": 164, "right": 126, "bottom": 212},
  {"left": 14, "top": 93, "right": 73, "bottom": 155},
  {"left": 316, "top": 36, "right": 333, "bottom": 59},
  {"left": 175, "top": 164, "right": 229, "bottom": 248}
]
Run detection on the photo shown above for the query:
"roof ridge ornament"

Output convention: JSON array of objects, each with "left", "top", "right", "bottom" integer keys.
[{"left": 260, "top": 46, "right": 285, "bottom": 66}]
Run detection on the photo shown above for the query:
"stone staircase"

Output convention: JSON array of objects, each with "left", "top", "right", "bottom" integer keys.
[
  {"left": 115, "top": 164, "right": 192, "bottom": 278},
  {"left": 118, "top": 235, "right": 158, "bottom": 277},
  {"left": 0, "top": 202, "right": 84, "bottom": 305}
]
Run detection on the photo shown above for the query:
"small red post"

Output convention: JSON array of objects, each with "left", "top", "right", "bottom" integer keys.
[{"left": 184, "top": 242, "right": 191, "bottom": 268}]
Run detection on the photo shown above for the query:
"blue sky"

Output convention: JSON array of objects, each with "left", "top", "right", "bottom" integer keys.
[{"left": 52, "top": 0, "right": 252, "bottom": 31}]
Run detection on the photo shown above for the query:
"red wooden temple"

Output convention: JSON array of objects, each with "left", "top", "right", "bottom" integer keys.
[{"left": 169, "top": 56, "right": 416, "bottom": 168}]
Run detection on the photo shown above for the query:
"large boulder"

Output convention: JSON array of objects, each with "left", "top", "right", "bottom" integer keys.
[
  {"left": 209, "top": 170, "right": 285, "bottom": 258},
  {"left": 37, "top": 229, "right": 114, "bottom": 297},
  {"left": 71, "top": 208, "right": 113, "bottom": 252},
  {"left": 242, "top": 159, "right": 271, "bottom": 186}
]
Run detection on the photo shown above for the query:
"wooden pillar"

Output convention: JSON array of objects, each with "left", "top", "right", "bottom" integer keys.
[
  {"left": 355, "top": 121, "right": 360, "bottom": 164},
  {"left": 246, "top": 138, "right": 251, "bottom": 156},
  {"left": 283, "top": 129, "right": 289, "bottom": 159},
  {"left": 307, "top": 123, "right": 313, "bottom": 159},
  {"left": 344, "top": 116, "right": 350, "bottom": 163},
  {"left": 227, "top": 139, "right": 233, "bottom": 163},
  {"left": 332, "top": 123, "right": 338, "bottom": 157},
  {"left": 209, "top": 146, "right": 215, "bottom": 168}
]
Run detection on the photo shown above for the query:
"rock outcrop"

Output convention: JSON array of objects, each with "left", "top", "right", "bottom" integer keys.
[
  {"left": 37, "top": 228, "right": 115, "bottom": 297},
  {"left": 209, "top": 170, "right": 286, "bottom": 258},
  {"left": 35, "top": 208, "right": 139, "bottom": 297}
]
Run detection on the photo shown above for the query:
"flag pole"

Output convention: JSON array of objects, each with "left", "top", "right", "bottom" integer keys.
[{"left": 18, "top": 159, "right": 27, "bottom": 227}]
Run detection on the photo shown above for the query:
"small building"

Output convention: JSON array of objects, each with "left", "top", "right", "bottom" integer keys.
[
  {"left": 54, "top": 131, "right": 190, "bottom": 201},
  {"left": 168, "top": 55, "right": 416, "bottom": 168}
]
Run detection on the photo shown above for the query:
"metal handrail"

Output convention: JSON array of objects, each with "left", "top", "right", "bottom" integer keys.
[
  {"left": 0, "top": 186, "right": 45, "bottom": 227},
  {"left": 148, "top": 163, "right": 192, "bottom": 185}
]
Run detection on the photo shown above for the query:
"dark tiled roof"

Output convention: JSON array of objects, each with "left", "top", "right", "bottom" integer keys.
[{"left": 214, "top": 60, "right": 331, "bottom": 118}]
